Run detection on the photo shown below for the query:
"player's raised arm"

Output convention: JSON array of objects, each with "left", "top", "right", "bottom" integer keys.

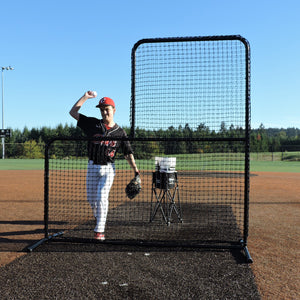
[{"left": 69, "top": 91, "right": 97, "bottom": 121}]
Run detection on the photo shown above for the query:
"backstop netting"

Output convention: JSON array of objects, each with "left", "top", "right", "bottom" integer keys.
[
  {"left": 131, "top": 36, "right": 250, "bottom": 136},
  {"left": 38, "top": 36, "right": 251, "bottom": 260},
  {"left": 44, "top": 138, "right": 247, "bottom": 243}
]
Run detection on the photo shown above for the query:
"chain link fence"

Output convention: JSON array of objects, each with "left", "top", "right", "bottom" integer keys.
[{"left": 0, "top": 142, "right": 45, "bottom": 158}]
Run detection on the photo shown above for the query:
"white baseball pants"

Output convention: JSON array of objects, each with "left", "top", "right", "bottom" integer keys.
[{"left": 86, "top": 160, "right": 115, "bottom": 233}]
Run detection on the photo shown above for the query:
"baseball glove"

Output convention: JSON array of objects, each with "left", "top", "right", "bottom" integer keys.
[{"left": 125, "top": 174, "right": 142, "bottom": 199}]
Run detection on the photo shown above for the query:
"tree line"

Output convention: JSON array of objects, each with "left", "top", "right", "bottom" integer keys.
[{"left": 3, "top": 123, "right": 300, "bottom": 159}]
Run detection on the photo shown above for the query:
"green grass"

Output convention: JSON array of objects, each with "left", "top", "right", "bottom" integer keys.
[
  {"left": 0, "top": 156, "right": 299, "bottom": 173},
  {"left": 250, "top": 161, "right": 300, "bottom": 173},
  {"left": 0, "top": 159, "right": 44, "bottom": 170}
]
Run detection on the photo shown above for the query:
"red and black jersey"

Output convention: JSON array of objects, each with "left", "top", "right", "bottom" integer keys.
[{"left": 77, "top": 114, "right": 133, "bottom": 164}]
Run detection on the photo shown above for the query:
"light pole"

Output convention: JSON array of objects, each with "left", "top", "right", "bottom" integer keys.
[{"left": 1, "top": 66, "right": 14, "bottom": 159}]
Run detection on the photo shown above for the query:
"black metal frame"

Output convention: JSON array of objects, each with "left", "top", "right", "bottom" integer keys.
[
  {"left": 28, "top": 36, "right": 252, "bottom": 263},
  {"left": 28, "top": 135, "right": 252, "bottom": 263},
  {"left": 130, "top": 35, "right": 252, "bottom": 262}
]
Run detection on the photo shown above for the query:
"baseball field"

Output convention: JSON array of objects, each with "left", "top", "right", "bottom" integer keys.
[{"left": 0, "top": 158, "right": 299, "bottom": 299}]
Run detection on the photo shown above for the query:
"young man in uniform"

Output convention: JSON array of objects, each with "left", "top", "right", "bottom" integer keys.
[{"left": 69, "top": 91, "right": 140, "bottom": 240}]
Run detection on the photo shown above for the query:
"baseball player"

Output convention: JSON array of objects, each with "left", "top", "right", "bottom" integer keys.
[{"left": 69, "top": 91, "right": 140, "bottom": 241}]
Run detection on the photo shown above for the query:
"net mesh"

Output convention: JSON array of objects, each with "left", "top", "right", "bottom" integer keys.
[
  {"left": 132, "top": 38, "right": 247, "bottom": 134},
  {"left": 45, "top": 36, "right": 250, "bottom": 247},
  {"left": 46, "top": 139, "right": 245, "bottom": 243}
]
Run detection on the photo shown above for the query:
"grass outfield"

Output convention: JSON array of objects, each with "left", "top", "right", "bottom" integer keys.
[
  {"left": 251, "top": 161, "right": 300, "bottom": 173},
  {"left": 0, "top": 159, "right": 45, "bottom": 170},
  {"left": 0, "top": 158, "right": 299, "bottom": 172}
]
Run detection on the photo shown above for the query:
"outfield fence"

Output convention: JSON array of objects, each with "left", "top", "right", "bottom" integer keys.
[
  {"left": 0, "top": 142, "right": 45, "bottom": 159},
  {"left": 2, "top": 142, "right": 299, "bottom": 162}
]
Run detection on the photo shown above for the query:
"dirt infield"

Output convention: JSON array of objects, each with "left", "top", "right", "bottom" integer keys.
[
  {"left": 0, "top": 170, "right": 299, "bottom": 299},
  {"left": 248, "top": 172, "right": 300, "bottom": 299}
]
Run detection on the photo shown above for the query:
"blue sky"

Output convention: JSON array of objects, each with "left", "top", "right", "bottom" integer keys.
[{"left": 0, "top": 0, "right": 299, "bottom": 130}]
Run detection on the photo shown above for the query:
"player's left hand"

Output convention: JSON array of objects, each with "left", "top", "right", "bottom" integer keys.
[{"left": 125, "top": 174, "right": 142, "bottom": 199}]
